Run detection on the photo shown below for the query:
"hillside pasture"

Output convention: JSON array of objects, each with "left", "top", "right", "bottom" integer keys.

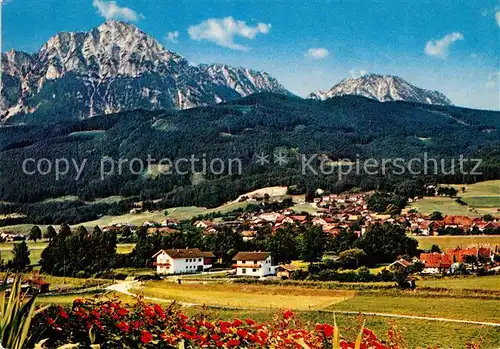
[
  {"left": 414, "top": 235, "right": 500, "bottom": 249},
  {"left": 409, "top": 180, "right": 500, "bottom": 217}
]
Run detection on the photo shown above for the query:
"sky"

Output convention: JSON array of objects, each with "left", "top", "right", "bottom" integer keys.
[{"left": 2, "top": 0, "right": 499, "bottom": 110}]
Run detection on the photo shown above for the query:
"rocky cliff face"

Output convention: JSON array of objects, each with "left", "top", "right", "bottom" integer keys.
[
  {"left": 308, "top": 74, "right": 452, "bottom": 105},
  {"left": 1, "top": 20, "right": 292, "bottom": 123}
]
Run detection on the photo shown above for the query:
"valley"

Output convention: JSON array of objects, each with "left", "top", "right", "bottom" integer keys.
[{"left": 0, "top": 4, "right": 499, "bottom": 348}]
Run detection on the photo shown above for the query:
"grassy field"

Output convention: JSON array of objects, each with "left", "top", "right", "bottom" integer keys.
[
  {"left": 134, "top": 282, "right": 355, "bottom": 310},
  {"left": 72, "top": 201, "right": 251, "bottom": 228},
  {"left": 407, "top": 197, "right": 498, "bottom": 217},
  {"left": 327, "top": 293, "right": 500, "bottom": 323},
  {"left": 292, "top": 203, "right": 322, "bottom": 214},
  {"left": 418, "top": 275, "right": 500, "bottom": 291},
  {"left": 409, "top": 180, "right": 500, "bottom": 217},
  {"left": 414, "top": 235, "right": 500, "bottom": 249}
]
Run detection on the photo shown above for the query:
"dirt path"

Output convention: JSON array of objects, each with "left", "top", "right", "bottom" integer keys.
[{"left": 106, "top": 281, "right": 500, "bottom": 327}]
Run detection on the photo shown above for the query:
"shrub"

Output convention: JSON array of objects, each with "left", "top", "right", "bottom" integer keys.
[{"left": 32, "top": 297, "right": 405, "bottom": 348}]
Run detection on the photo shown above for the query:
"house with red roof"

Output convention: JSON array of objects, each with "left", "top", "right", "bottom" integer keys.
[{"left": 419, "top": 253, "right": 453, "bottom": 274}]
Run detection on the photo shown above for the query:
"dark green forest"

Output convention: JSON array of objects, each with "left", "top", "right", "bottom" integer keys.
[{"left": 0, "top": 93, "right": 499, "bottom": 224}]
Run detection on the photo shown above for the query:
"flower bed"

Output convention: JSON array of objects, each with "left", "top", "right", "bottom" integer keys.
[{"left": 31, "top": 297, "right": 406, "bottom": 348}]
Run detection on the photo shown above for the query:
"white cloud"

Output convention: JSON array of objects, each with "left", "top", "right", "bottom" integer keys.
[
  {"left": 166, "top": 31, "right": 180, "bottom": 44},
  {"left": 93, "top": 0, "right": 139, "bottom": 22},
  {"left": 349, "top": 69, "right": 368, "bottom": 78},
  {"left": 188, "top": 17, "right": 271, "bottom": 51},
  {"left": 305, "top": 48, "right": 330, "bottom": 60},
  {"left": 486, "top": 72, "right": 500, "bottom": 88},
  {"left": 424, "top": 32, "right": 464, "bottom": 59},
  {"left": 496, "top": 11, "right": 500, "bottom": 26}
]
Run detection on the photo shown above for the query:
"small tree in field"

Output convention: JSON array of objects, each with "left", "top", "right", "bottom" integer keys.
[
  {"left": 483, "top": 214, "right": 494, "bottom": 222},
  {"left": 430, "top": 244, "right": 441, "bottom": 253},
  {"left": 10, "top": 241, "right": 30, "bottom": 272},
  {"left": 430, "top": 211, "right": 443, "bottom": 221},
  {"left": 44, "top": 225, "right": 57, "bottom": 241},
  {"left": 59, "top": 223, "right": 72, "bottom": 238},
  {"left": 29, "top": 225, "right": 42, "bottom": 242}
]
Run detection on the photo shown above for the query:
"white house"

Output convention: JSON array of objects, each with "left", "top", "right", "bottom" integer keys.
[
  {"left": 232, "top": 252, "right": 276, "bottom": 277},
  {"left": 152, "top": 248, "right": 215, "bottom": 275}
]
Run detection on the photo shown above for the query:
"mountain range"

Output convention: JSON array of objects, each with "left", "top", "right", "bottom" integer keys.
[
  {"left": 0, "top": 20, "right": 291, "bottom": 123},
  {"left": 1, "top": 21, "right": 455, "bottom": 124}
]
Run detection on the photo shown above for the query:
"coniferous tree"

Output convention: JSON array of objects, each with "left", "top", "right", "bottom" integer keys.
[{"left": 11, "top": 241, "right": 30, "bottom": 272}]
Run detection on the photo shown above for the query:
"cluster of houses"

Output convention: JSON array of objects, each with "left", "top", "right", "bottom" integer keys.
[
  {"left": 406, "top": 215, "right": 500, "bottom": 235},
  {"left": 390, "top": 246, "right": 499, "bottom": 275},
  {"left": 418, "top": 246, "right": 497, "bottom": 274},
  {"left": 0, "top": 232, "right": 26, "bottom": 242},
  {"left": 105, "top": 190, "right": 500, "bottom": 278},
  {"left": 102, "top": 190, "right": 500, "bottom": 243},
  {"left": 152, "top": 248, "right": 277, "bottom": 277},
  {"left": 153, "top": 244, "right": 499, "bottom": 277}
]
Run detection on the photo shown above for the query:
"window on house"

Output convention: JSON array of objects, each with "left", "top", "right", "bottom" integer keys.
[
  {"left": 254, "top": 260, "right": 258, "bottom": 264},
  {"left": 199, "top": 258, "right": 202, "bottom": 262},
  {"left": 242, "top": 260, "right": 246, "bottom": 263},
  {"left": 242, "top": 268, "right": 246, "bottom": 274},
  {"left": 252, "top": 269, "right": 257, "bottom": 272}
]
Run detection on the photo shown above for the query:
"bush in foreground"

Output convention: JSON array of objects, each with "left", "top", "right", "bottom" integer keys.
[{"left": 30, "top": 297, "right": 406, "bottom": 348}]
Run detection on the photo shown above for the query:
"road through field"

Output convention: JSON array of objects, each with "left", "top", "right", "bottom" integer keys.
[{"left": 106, "top": 281, "right": 500, "bottom": 327}]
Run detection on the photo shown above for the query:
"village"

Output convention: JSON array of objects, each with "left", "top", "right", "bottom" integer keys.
[{"left": 96, "top": 189, "right": 500, "bottom": 279}]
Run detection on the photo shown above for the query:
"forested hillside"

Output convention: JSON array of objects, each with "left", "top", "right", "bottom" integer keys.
[{"left": 1, "top": 93, "right": 499, "bottom": 224}]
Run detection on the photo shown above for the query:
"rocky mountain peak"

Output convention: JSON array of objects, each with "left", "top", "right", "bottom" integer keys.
[
  {"left": 1, "top": 21, "right": 292, "bottom": 123},
  {"left": 309, "top": 73, "right": 452, "bottom": 106}
]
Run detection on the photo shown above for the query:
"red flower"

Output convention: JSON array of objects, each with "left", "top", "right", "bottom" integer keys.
[
  {"left": 323, "top": 324, "right": 334, "bottom": 337},
  {"left": 245, "top": 318, "right": 256, "bottom": 325},
  {"left": 211, "top": 334, "right": 221, "bottom": 341},
  {"left": 283, "top": 310, "right": 294, "bottom": 319},
  {"left": 233, "top": 319, "right": 243, "bottom": 327},
  {"left": 132, "top": 320, "right": 143, "bottom": 329},
  {"left": 153, "top": 304, "right": 165, "bottom": 319},
  {"left": 257, "top": 331, "right": 268, "bottom": 341},
  {"left": 226, "top": 339, "right": 241, "bottom": 347},
  {"left": 144, "top": 306, "right": 156, "bottom": 318},
  {"left": 59, "top": 310, "right": 69, "bottom": 319},
  {"left": 141, "top": 330, "right": 153, "bottom": 344},
  {"left": 317, "top": 323, "right": 334, "bottom": 337},
  {"left": 237, "top": 328, "right": 248, "bottom": 338},
  {"left": 116, "top": 321, "right": 129, "bottom": 332},
  {"left": 117, "top": 308, "right": 128, "bottom": 316}
]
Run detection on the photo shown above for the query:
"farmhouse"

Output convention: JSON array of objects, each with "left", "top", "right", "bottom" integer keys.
[
  {"left": 276, "top": 264, "right": 301, "bottom": 279},
  {"left": 445, "top": 247, "right": 495, "bottom": 263},
  {"left": 232, "top": 252, "right": 276, "bottom": 277},
  {"left": 152, "top": 248, "right": 215, "bottom": 275},
  {"left": 419, "top": 253, "right": 453, "bottom": 274},
  {"left": 389, "top": 259, "right": 412, "bottom": 271},
  {"left": 443, "top": 215, "right": 473, "bottom": 230}
]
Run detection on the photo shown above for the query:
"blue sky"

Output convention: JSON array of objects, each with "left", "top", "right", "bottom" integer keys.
[{"left": 3, "top": 0, "right": 499, "bottom": 110}]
